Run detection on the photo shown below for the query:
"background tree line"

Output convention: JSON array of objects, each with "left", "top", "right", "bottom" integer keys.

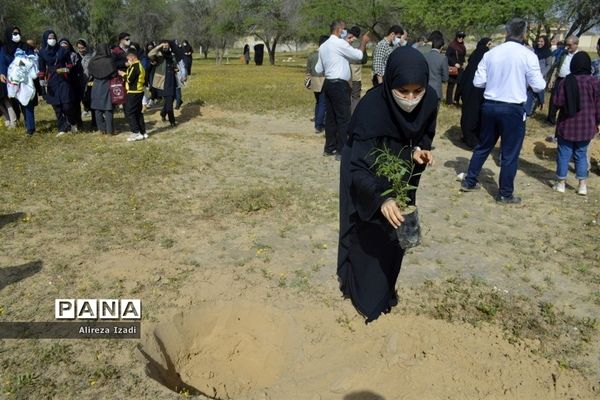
[{"left": 1, "top": 0, "right": 598, "bottom": 65}]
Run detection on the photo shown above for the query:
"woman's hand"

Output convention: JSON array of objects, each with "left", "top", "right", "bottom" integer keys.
[
  {"left": 381, "top": 198, "right": 404, "bottom": 229},
  {"left": 413, "top": 150, "right": 434, "bottom": 166}
]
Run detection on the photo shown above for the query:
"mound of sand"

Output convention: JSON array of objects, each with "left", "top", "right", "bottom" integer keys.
[{"left": 138, "top": 301, "right": 596, "bottom": 399}]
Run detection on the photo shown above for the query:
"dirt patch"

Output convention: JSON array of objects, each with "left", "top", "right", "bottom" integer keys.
[
  {"left": 2, "top": 93, "right": 599, "bottom": 399},
  {"left": 139, "top": 301, "right": 595, "bottom": 399}
]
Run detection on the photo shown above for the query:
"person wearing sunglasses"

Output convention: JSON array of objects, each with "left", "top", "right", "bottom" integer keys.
[{"left": 446, "top": 31, "right": 466, "bottom": 106}]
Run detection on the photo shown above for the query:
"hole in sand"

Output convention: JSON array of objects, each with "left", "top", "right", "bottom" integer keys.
[{"left": 138, "top": 302, "right": 293, "bottom": 399}]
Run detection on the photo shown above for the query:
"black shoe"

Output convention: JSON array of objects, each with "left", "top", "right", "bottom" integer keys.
[
  {"left": 460, "top": 182, "right": 481, "bottom": 192},
  {"left": 323, "top": 151, "right": 336, "bottom": 157},
  {"left": 496, "top": 195, "right": 521, "bottom": 204},
  {"left": 161, "top": 114, "right": 167, "bottom": 123}
]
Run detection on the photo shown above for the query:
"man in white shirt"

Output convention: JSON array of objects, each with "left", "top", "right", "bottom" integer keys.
[
  {"left": 546, "top": 35, "right": 579, "bottom": 125},
  {"left": 460, "top": 18, "right": 546, "bottom": 204},
  {"left": 316, "top": 19, "right": 369, "bottom": 159}
]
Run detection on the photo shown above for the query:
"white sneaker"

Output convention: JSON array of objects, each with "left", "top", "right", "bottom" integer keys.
[
  {"left": 56, "top": 131, "right": 67, "bottom": 137},
  {"left": 552, "top": 182, "right": 566, "bottom": 193},
  {"left": 127, "top": 133, "right": 145, "bottom": 142},
  {"left": 7, "top": 121, "right": 16, "bottom": 129},
  {"left": 143, "top": 133, "right": 149, "bottom": 139},
  {"left": 578, "top": 185, "right": 587, "bottom": 196},
  {"left": 71, "top": 125, "right": 78, "bottom": 133}
]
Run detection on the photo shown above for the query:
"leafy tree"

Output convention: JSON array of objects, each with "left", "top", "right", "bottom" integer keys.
[
  {"left": 244, "top": 0, "right": 303, "bottom": 65},
  {"left": 119, "top": 0, "right": 172, "bottom": 45},
  {"left": 561, "top": 0, "right": 600, "bottom": 37},
  {"left": 89, "top": 0, "right": 122, "bottom": 44}
]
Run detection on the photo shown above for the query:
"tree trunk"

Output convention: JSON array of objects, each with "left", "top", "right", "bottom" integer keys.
[{"left": 269, "top": 37, "right": 278, "bottom": 66}]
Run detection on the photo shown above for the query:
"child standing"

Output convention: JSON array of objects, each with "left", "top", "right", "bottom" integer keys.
[
  {"left": 121, "top": 48, "right": 147, "bottom": 141},
  {"left": 553, "top": 52, "right": 600, "bottom": 195}
]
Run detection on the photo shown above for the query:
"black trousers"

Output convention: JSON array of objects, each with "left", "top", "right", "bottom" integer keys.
[
  {"left": 126, "top": 93, "right": 146, "bottom": 134},
  {"left": 446, "top": 73, "right": 462, "bottom": 105},
  {"left": 52, "top": 103, "right": 78, "bottom": 132},
  {"left": 323, "top": 79, "right": 351, "bottom": 154},
  {"left": 547, "top": 77, "right": 563, "bottom": 124},
  {"left": 161, "top": 96, "right": 175, "bottom": 124}
]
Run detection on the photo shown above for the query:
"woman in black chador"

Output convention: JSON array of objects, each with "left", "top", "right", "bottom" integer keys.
[
  {"left": 338, "top": 47, "right": 438, "bottom": 323},
  {"left": 459, "top": 38, "right": 492, "bottom": 149}
]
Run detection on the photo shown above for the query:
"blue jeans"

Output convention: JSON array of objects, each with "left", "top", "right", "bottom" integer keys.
[
  {"left": 314, "top": 91, "right": 325, "bottom": 130},
  {"left": 20, "top": 103, "right": 35, "bottom": 133},
  {"left": 556, "top": 137, "right": 589, "bottom": 180},
  {"left": 464, "top": 101, "right": 526, "bottom": 198},
  {"left": 525, "top": 89, "right": 544, "bottom": 116}
]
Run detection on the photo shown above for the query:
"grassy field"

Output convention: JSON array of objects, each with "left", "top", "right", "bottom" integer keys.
[{"left": 1, "top": 55, "right": 599, "bottom": 399}]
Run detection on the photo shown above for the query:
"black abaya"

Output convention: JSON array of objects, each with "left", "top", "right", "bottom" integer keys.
[
  {"left": 337, "top": 47, "right": 438, "bottom": 323},
  {"left": 459, "top": 38, "right": 491, "bottom": 149}
]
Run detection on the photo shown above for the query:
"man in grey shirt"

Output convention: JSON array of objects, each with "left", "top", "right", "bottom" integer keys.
[{"left": 423, "top": 33, "right": 448, "bottom": 101}]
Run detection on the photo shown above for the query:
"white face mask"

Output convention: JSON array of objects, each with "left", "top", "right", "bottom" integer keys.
[
  {"left": 340, "top": 30, "right": 348, "bottom": 40},
  {"left": 47, "top": 38, "right": 57, "bottom": 47},
  {"left": 12, "top": 34, "right": 21, "bottom": 43},
  {"left": 392, "top": 37, "right": 401, "bottom": 46},
  {"left": 392, "top": 89, "right": 425, "bottom": 113}
]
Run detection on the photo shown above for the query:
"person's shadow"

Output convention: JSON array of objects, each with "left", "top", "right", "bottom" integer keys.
[
  {"left": 0, "top": 212, "right": 25, "bottom": 229},
  {"left": 444, "top": 156, "right": 498, "bottom": 197},
  {"left": 0, "top": 260, "right": 43, "bottom": 291},
  {"left": 144, "top": 99, "right": 205, "bottom": 137},
  {"left": 443, "top": 125, "right": 473, "bottom": 151},
  {"left": 344, "top": 391, "right": 386, "bottom": 400}
]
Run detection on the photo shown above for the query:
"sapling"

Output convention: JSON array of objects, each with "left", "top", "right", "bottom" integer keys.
[{"left": 371, "top": 145, "right": 422, "bottom": 249}]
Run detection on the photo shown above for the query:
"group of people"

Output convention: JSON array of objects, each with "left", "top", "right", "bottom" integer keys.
[
  {"left": 0, "top": 27, "right": 194, "bottom": 141},
  {"left": 310, "top": 18, "right": 600, "bottom": 323}
]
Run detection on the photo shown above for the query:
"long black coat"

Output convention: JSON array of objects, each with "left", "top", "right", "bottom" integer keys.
[{"left": 39, "top": 41, "right": 77, "bottom": 106}]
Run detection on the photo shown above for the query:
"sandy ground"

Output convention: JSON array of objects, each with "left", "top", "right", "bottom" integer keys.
[
  {"left": 137, "top": 104, "right": 599, "bottom": 399},
  {"left": 2, "top": 101, "right": 600, "bottom": 399}
]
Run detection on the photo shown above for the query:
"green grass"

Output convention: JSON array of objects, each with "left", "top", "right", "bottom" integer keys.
[{"left": 187, "top": 55, "right": 373, "bottom": 116}]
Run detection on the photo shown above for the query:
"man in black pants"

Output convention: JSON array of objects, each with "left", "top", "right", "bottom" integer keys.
[{"left": 316, "top": 20, "right": 369, "bottom": 160}]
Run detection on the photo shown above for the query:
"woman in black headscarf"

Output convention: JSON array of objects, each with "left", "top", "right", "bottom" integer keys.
[
  {"left": 148, "top": 40, "right": 179, "bottom": 126},
  {"left": 525, "top": 35, "right": 553, "bottom": 115},
  {"left": 338, "top": 47, "right": 438, "bottom": 323},
  {"left": 459, "top": 37, "right": 492, "bottom": 149},
  {"left": 0, "top": 26, "right": 38, "bottom": 134},
  {"left": 553, "top": 52, "right": 599, "bottom": 196},
  {"left": 182, "top": 40, "right": 193, "bottom": 74},
  {"left": 38, "top": 30, "right": 80, "bottom": 136},
  {"left": 88, "top": 43, "right": 116, "bottom": 134}
]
